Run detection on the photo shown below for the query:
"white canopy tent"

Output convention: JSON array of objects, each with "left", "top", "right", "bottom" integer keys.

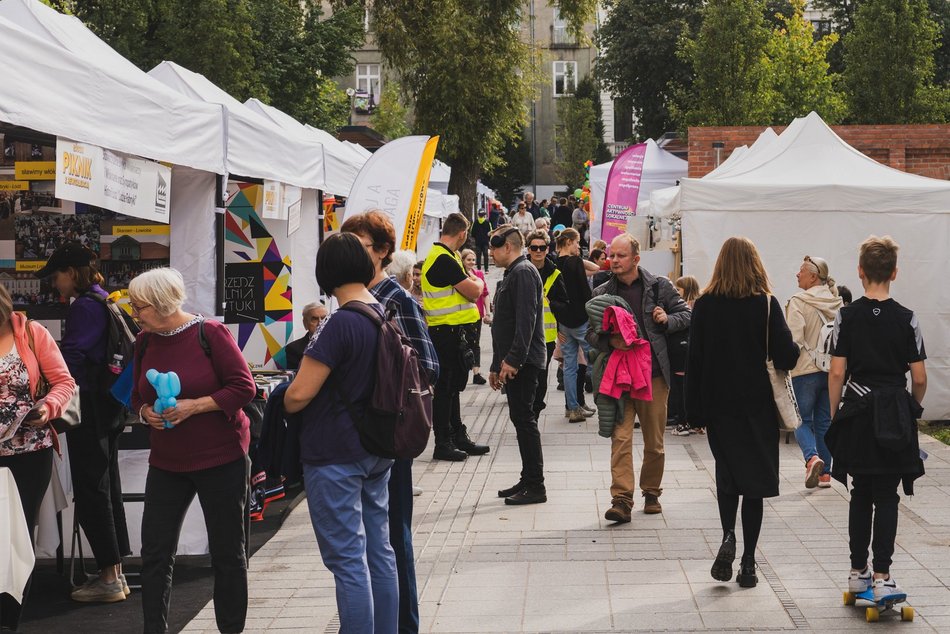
[
  {"left": 429, "top": 160, "right": 452, "bottom": 194},
  {"left": 589, "top": 139, "right": 688, "bottom": 239},
  {"left": 680, "top": 112, "right": 950, "bottom": 417}
]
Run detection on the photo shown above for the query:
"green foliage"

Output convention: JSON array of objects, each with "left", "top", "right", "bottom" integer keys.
[
  {"left": 596, "top": 0, "right": 703, "bottom": 140},
  {"left": 763, "top": 0, "right": 847, "bottom": 124},
  {"left": 573, "top": 77, "right": 612, "bottom": 163},
  {"left": 673, "top": 0, "right": 773, "bottom": 128},
  {"left": 481, "top": 133, "right": 533, "bottom": 210},
  {"left": 555, "top": 96, "right": 600, "bottom": 190},
  {"left": 370, "top": 81, "right": 412, "bottom": 141},
  {"left": 551, "top": 0, "right": 600, "bottom": 39},
  {"left": 842, "top": 0, "right": 947, "bottom": 123}
]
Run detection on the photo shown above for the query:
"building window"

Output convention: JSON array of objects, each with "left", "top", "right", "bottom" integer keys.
[
  {"left": 811, "top": 20, "right": 832, "bottom": 37},
  {"left": 552, "top": 8, "right": 574, "bottom": 46},
  {"left": 553, "top": 61, "right": 577, "bottom": 97},
  {"left": 356, "top": 64, "right": 382, "bottom": 100}
]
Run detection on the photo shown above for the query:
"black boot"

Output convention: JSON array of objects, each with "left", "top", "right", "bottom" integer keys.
[
  {"left": 711, "top": 530, "right": 736, "bottom": 582},
  {"left": 737, "top": 555, "right": 757, "bottom": 588},
  {"left": 455, "top": 425, "right": 489, "bottom": 455},
  {"left": 432, "top": 439, "right": 467, "bottom": 461},
  {"left": 497, "top": 481, "right": 525, "bottom": 498}
]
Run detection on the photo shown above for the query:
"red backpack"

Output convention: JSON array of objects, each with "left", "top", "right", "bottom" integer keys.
[{"left": 335, "top": 301, "right": 433, "bottom": 460}]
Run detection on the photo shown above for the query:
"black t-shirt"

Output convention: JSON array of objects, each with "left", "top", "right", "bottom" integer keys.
[
  {"left": 551, "top": 206, "right": 574, "bottom": 230},
  {"left": 555, "top": 254, "right": 592, "bottom": 328},
  {"left": 832, "top": 297, "right": 926, "bottom": 388},
  {"left": 424, "top": 244, "right": 467, "bottom": 288}
]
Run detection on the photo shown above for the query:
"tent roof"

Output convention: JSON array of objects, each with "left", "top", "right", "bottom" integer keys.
[
  {"left": 0, "top": 0, "right": 225, "bottom": 173},
  {"left": 244, "top": 98, "right": 364, "bottom": 196},
  {"left": 681, "top": 113, "right": 950, "bottom": 213},
  {"left": 149, "top": 61, "right": 328, "bottom": 189}
]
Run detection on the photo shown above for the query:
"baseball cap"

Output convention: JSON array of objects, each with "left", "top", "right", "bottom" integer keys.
[{"left": 35, "top": 242, "right": 97, "bottom": 278}]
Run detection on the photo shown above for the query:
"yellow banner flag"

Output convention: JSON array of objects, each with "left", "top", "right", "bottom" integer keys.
[{"left": 401, "top": 136, "right": 440, "bottom": 251}]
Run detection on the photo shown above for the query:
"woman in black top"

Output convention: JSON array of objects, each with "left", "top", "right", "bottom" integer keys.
[
  {"left": 686, "top": 237, "right": 798, "bottom": 589},
  {"left": 555, "top": 229, "right": 596, "bottom": 422}
]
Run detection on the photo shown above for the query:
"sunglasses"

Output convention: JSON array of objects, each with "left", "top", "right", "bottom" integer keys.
[
  {"left": 489, "top": 227, "right": 520, "bottom": 249},
  {"left": 528, "top": 244, "right": 548, "bottom": 252}
]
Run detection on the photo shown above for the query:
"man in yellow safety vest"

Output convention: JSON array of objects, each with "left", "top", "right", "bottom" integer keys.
[
  {"left": 422, "top": 212, "right": 490, "bottom": 461},
  {"left": 524, "top": 229, "right": 569, "bottom": 421}
]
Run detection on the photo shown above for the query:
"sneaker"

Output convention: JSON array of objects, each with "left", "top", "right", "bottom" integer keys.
[
  {"left": 805, "top": 456, "right": 825, "bottom": 489},
  {"left": 643, "top": 493, "right": 662, "bottom": 514},
  {"left": 818, "top": 474, "right": 832, "bottom": 488},
  {"left": 872, "top": 576, "right": 904, "bottom": 602},
  {"left": 120, "top": 573, "right": 130, "bottom": 597},
  {"left": 71, "top": 577, "right": 126, "bottom": 603},
  {"left": 848, "top": 565, "right": 872, "bottom": 593},
  {"left": 604, "top": 499, "right": 632, "bottom": 524},
  {"left": 472, "top": 373, "right": 487, "bottom": 385},
  {"left": 411, "top": 485, "right": 423, "bottom": 496},
  {"left": 567, "top": 408, "right": 587, "bottom": 423},
  {"left": 580, "top": 404, "right": 596, "bottom": 416},
  {"left": 672, "top": 423, "right": 691, "bottom": 436}
]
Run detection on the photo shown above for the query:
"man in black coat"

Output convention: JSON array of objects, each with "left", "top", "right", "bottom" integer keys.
[
  {"left": 284, "top": 301, "right": 327, "bottom": 370},
  {"left": 471, "top": 209, "right": 492, "bottom": 270},
  {"left": 588, "top": 234, "right": 690, "bottom": 522},
  {"left": 488, "top": 225, "right": 547, "bottom": 506}
]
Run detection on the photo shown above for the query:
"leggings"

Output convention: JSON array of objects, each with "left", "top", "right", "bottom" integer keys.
[
  {"left": 849, "top": 473, "right": 901, "bottom": 574},
  {"left": 717, "top": 492, "right": 763, "bottom": 560}
]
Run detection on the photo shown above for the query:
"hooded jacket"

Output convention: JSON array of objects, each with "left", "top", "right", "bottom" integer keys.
[{"left": 785, "top": 285, "right": 843, "bottom": 377}]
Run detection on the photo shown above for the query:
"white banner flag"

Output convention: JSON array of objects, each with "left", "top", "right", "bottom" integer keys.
[{"left": 55, "top": 138, "right": 172, "bottom": 223}]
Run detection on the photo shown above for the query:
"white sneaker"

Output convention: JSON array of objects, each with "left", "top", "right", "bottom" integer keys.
[
  {"left": 872, "top": 576, "right": 904, "bottom": 601},
  {"left": 411, "top": 485, "right": 423, "bottom": 496},
  {"left": 848, "top": 566, "right": 872, "bottom": 593}
]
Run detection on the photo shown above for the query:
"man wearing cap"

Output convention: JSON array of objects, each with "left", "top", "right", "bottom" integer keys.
[
  {"left": 786, "top": 256, "right": 843, "bottom": 490},
  {"left": 472, "top": 208, "right": 492, "bottom": 271}
]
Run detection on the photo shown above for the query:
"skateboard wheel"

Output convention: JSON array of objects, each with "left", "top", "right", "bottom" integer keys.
[
  {"left": 901, "top": 606, "right": 914, "bottom": 621},
  {"left": 843, "top": 591, "right": 855, "bottom": 606},
  {"left": 866, "top": 606, "right": 879, "bottom": 622}
]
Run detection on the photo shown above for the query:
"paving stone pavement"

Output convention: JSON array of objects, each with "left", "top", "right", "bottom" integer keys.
[{"left": 183, "top": 270, "right": 950, "bottom": 633}]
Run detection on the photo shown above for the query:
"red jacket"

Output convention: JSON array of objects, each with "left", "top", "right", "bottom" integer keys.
[{"left": 599, "top": 306, "right": 652, "bottom": 401}]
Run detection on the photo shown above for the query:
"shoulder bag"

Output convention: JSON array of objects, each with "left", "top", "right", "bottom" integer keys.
[
  {"left": 766, "top": 296, "right": 802, "bottom": 432},
  {"left": 26, "top": 320, "right": 82, "bottom": 433}
]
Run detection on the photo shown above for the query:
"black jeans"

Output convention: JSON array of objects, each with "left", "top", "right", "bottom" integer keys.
[
  {"left": 505, "top": 364, "right": 544, "bottom": 490},
  {"left": 141, "top": 456, "right": 250, "bottom": 634},
  {"left": 849, "top": 473, "right": 902, "bottom": 574},
  {"left": 668, "top": 373, "right": 686, "bottom": 425},
  {"left": 388, "top": 458, "right": 418, "bottom": 634},
  {"left": 68, "top": 389, "right": 130, "bottom": 569},
  {"left": 474, "top": 243, "right": 490, "bottom": 270},
  {"left": 0, "top": 447, "right": 52, "bottom": 631},
  {"left": 429, "top": 325, "right": 468, "bottom": 445},
  {"left": 532, "top": 342, "right": 556, "bottom": 418},
  {"left": 471, "top": 320, "right": 482, "bottom": 370}
]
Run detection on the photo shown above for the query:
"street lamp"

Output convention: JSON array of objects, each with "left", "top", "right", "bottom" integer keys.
[{"left": 346, "top": 87, "right": 356, "bottom": 126}]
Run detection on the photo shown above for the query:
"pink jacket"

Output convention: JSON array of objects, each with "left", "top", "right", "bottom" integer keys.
[
  {"left": 11, "top": 312, "right": 77, "bottom": 453},
  {"left": 473, "top": 269, "right": 489, "bottom": 318},
  {"left": 599, "top": 306, "right": 652, "bottom": 401}
]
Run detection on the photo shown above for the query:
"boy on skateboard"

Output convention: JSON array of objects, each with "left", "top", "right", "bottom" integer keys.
[{"left": 826, "top": 235, "right": 927, "bottom": 605}]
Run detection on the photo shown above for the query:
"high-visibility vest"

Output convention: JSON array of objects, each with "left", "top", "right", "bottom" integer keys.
[
  {"left": 541, "top": 268, "right": 561, "bottom": 343},
  {"left": 421, "top": 243, "right": 481, "bottom": 327}
]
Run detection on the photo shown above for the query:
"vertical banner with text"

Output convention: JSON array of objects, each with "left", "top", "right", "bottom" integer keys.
[{"left": 601, "top": 142, "right": 647, "bottom": 244}]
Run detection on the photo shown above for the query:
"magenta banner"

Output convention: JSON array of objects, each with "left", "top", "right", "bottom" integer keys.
[{"left": 601, "top": 142, "right": 647, "bottom": 244}]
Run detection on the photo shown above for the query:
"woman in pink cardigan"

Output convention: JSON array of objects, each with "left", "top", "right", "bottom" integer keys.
[{"left": 0, "top": 285, "right": 76, "bottom": 632}]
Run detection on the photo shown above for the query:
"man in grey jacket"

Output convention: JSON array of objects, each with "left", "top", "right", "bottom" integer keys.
[
  {"left": 488, "top": 225, "right": 548, "bottom": 506},
  {"left": 588, "top": 234, "right": 690, "bottom": 522}
]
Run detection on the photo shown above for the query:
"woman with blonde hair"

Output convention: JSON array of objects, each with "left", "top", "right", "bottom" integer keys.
[{"left": 686, "top": 237, "right": 798, "bottom": 588}]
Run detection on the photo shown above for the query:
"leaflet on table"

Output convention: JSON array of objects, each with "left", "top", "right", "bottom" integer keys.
[{"left": 0, "top": 396, "right": 48, "bottom": 443}]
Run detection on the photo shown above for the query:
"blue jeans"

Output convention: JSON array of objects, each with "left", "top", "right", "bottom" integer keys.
[
  {"left": 304, "top": 456, "right": 398, "bottom": 634},
  {"left": 793, "top": 372, "right": 832, "bottom": 474},
  {"left": 560, "top": 322, "right": 593, "bottom": 411}
]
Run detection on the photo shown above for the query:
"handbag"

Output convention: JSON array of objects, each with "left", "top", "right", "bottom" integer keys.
[
  {"left": 26, "top": 320, "right": 82, "bottom": 433},
  {"left": 765, "top": 296, "right": 802, "bottom": 432}
]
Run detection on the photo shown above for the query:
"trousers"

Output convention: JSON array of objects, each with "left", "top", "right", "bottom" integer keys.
[
  {"left": 610, "top": 377, "right": 670, "bottom": 502},
  {"left": 849, "top": 473, "right": 902, "bottom": 574},
  {"left": 505, "top": 365, "right": 544, "bottom": 490},
  {"left": 388, "top": 458, "right": 418, "bottom": 633}
]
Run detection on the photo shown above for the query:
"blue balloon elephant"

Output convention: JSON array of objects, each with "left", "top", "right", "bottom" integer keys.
[{"left": 146, "top": 369, "right": 182, "bottom": 429}]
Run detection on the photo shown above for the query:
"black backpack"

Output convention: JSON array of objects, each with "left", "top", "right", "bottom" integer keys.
[
  {"left": 85, "top": 292, "right": 139, "bottom": 392},
  {"left": 333, "top": 301, "right": 433, "bottom": 460}
]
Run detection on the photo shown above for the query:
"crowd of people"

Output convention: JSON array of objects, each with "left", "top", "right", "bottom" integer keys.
[{"left": 0, "top": 207, "right": 928, "bottom": 634}]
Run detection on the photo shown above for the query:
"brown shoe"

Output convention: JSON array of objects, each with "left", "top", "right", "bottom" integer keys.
[
  {"left": 643, "top": 493, "right": 662, "bottom": 514},
  {"left": 604, "top": 499, "right": 632, "bottom": 524}
]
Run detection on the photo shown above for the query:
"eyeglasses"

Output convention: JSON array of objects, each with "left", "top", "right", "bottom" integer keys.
[
  {"left": 129, "top": 302, "right": 151, "bottom": 314},
  {"left": 528, "top": 244, "right": 548, "bottom": 252},
  {"left": 489, "top": 227, "right": 520, "bottom": 249}
]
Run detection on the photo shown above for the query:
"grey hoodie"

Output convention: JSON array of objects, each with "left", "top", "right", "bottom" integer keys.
[{"left": 785, "top": 285, "right": 843, "bottom": 377}]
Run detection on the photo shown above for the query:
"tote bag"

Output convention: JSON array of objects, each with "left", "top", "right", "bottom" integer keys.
[{"left": 766, "top": 296, "right": 802, "bottom": 432}]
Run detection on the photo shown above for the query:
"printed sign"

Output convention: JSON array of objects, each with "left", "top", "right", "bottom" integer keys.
[
  {"left": 601, "top": 143, "right": 648, "bottom": 244},
  {"left": 0, "top": 181, "right": 28, "bottom": 191},
  {"left": 14, "top": 162, "right": 56, "bottom": 180},
  {"left": 261, "top": 180, "right": 284, "bottom": 220},
  {"left": 223, "top": 262, "right": 265, "bottom": 324},
  {"left": 54, "top": 138, "right": 172, "bottom": 224}
]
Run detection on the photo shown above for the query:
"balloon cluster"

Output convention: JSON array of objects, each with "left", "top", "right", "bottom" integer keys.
[
  {"left": 146, "top": 369, "right": 181, "bottom": 429},
  {"left": 573, "top": 160, "right": 594, "bottom": 214}
]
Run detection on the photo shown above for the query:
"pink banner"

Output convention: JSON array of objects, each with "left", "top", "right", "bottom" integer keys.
[{"left": 601, "top": 142, "right": 647, "bottom": 244}]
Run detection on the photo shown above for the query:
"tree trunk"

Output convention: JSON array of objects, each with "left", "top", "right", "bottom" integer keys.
[{"left": 447, "top": 160, "right": 480, "bottom": 222}]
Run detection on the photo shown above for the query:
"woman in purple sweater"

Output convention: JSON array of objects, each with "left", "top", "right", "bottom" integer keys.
[{"left": 130, "top": 268, "right": 256, "bottom": 634}]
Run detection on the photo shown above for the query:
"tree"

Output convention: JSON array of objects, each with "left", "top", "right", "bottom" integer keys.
[
  {"left": 596, "top": 0, "right": 703, "bottom": 141},
  {"left": 370, "top": 81, "right": 412, "bottom": 140},
  {"left": 573, "top": 77, "right": 612, "bottom": 163},
  {"left": 555, "top": 96, "right": 600, "bottom": 191},
  {"left": 842, "top": 0, "right": 947, "bottom": 123},
  {"left": 763, "top": 0, "right": 847, "bottom": 124},
  {"left": 673, "top": 0, "right": 774, "bottom": 128},
  {"left": 481, "top": 134, "right": 533, "bottom": 210}
]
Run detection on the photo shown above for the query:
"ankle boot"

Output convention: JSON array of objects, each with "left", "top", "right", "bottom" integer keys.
[
  {"left": 455, "top": 425, "right": 489, "bottom": 455},
  {"left": 737, "top": 555, "right": 758, "bottom": 588},
  {"left": 432, "top": 439, "right": 467, "bottom": 461},
  {"left": 711, "top": 530, "right": 736, "bottom": 581}
]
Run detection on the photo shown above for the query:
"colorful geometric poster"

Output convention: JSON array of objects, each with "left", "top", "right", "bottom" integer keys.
[{"left": 224, "top": 181, "right": 293, "bottom": 370}]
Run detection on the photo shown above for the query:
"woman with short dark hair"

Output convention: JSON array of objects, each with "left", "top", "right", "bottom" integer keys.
[{"left": 284, "top": 232, "right": 398, "bottom": 633}]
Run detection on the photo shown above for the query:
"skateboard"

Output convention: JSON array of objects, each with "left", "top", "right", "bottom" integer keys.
[{"left": 843, "top": 589, "right": 914, "bottom": 622}]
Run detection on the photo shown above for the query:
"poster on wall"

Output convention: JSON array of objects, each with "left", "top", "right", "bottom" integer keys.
[{"left": 224, "top": 181, "right": 294, "bottom": 370}]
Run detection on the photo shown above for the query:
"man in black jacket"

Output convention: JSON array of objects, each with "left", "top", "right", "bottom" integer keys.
[
  {"left": 471, "top": 209, "right": 492, "bottom": 270},
  {"left": 488, "top": 225, "right": 547, "bottom": 506},
  {"left": 284, "top": 302, "right": 327, "bottom": 370}
]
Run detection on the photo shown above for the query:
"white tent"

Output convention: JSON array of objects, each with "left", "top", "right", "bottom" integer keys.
[
  {"left": 589, "top": 139, "right": 688, "bottom": 238},
  {"left": 0, "top": 3, "right": 224, "bottom": 174},
  {"left": 429, "top": 159, "right": 452, "bottom": 194},
  {"left": 681, "top": 112, "right": 950, "bottom": 417}
]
